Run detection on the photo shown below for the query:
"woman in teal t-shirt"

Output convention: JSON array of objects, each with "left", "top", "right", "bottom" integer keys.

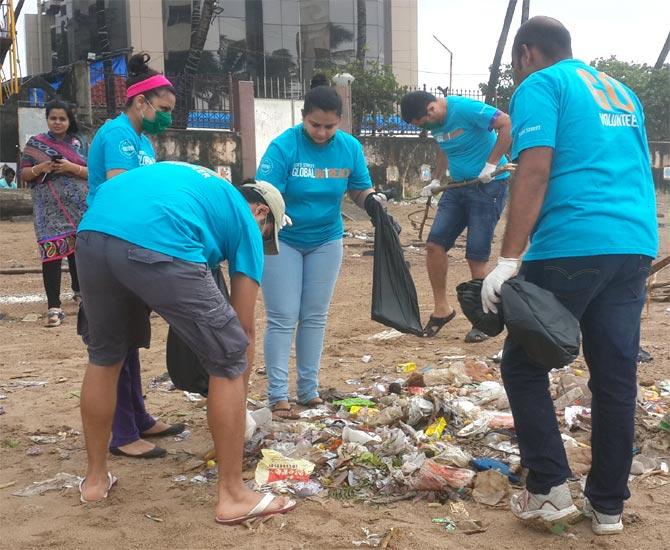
[
  {"left": 256, "top": 83, "right": 390, "bottom": 418},
  {"left": 84, "top": 53, "right": 183, "bottom": 458}
]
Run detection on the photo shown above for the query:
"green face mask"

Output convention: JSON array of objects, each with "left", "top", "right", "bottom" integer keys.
[{"left": 142, "top": 103, "right": 172, "bottom": 134}]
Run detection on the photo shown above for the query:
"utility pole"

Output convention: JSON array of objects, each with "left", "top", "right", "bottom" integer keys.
[
  {"left": 432, "top": 35, "right": 453, "bottom": 92},
  {"left": 485, "top": 0, "right": 517, "bottom": 106},
  {"left": 521, "top": 0, "right": 530, "bottom": 23},
  {"left": 654, "top": 30, "right": 670, "bottom": 69}
]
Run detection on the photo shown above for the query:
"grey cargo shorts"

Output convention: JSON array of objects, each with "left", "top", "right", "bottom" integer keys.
[{"left": 75, "top": 231, "right": 248, "bottom": 379}]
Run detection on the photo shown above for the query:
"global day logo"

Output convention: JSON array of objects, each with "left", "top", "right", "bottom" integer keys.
[
  {"left": 259, "top": 158, "right": 273, "bottom": 176},
  {"left": 119, "top": 139, "right": 136, "bottom": 158}
]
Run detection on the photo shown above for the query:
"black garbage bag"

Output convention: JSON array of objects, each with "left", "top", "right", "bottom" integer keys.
[
  {"left": 501, "top": 277, "right": 580, "bottom": 370},
  {"left": 456, "top": 279, "right": 505, "bottom": 336},
  {"left": 369, "top": 200, "right": 423, "bottom": 336},
  {"left": 166, "top": 268, "right": 230, "bottom": 397}
]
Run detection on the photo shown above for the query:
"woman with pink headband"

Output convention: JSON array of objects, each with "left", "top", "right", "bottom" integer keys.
[{"left": 82, "top": 53, "right": 183, "bottom": 459}]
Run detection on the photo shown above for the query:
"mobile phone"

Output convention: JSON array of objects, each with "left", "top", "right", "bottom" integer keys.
[{"left": 51, "top": 154, "right": 63, "bottom": 161}]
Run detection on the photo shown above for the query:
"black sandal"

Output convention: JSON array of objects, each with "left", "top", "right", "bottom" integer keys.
[{"left": 422, "top": 309, "right": 456, "bottom": 338}]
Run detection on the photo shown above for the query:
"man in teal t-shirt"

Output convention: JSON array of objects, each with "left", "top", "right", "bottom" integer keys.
[
  {"left": 400, "top": 91, "right": 512, "bottom": 341},
  {"left": 481, "top": 16, "right": 658, "bottom": 534},
  {"left": 76, "top": 161, "right": 298, "bottom": 521}
]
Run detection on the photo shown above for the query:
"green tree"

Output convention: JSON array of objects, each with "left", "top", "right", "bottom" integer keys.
[
  {"left": 478, "top": 63, "right": 514, "bottom": 112},
  {"left": 328, "top": 60, "right": 404, "bottom": 135},
  {"left": 480, "top": 58, "right": 670, "bottom": 141},
  {"left": 591, "top": 56, "right": 669, "bottom": 141}
]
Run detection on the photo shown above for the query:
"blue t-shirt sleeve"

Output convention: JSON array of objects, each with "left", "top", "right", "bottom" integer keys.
[
  {"left": 228, "top": 220, "right": 265, "bottom": 285},
  {"left": 461, "top": 99, "right": 501, "bottom": 131},
  {"left": 347, "top": 140, "right": 372, "bottom": 191},
  {"left": 256, "top": 141, "right": 289, "bottom": 193},
  {"left": 510, "top": 74, "right": 559, "bottom": 161},
  {"left": 102, "top": 126, "right": 143, "bottom": 172}
]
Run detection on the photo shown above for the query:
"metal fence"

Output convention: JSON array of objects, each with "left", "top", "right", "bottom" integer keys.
[
  {"left": 253, "top": 75, "right": 307, "bottom": 100},
  {"left": 250, "top": 78, "right": 489, "bottom": 135},
  {"left": 89, "top": 66, "right": 233, "bottom": 130},
  {"left": 358, "top": 85, "right": 486, "bottom": 136}
]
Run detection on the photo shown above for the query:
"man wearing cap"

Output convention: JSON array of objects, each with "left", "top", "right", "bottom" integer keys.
[
  {"left": 482, "top": 17, "right": 658, "bottom": 534},
  {"left": 75, "top": 161, "right": 297, "bottom": 524},
  {"left": 400, "top": 90, "right": 512, "bottom": 341}
]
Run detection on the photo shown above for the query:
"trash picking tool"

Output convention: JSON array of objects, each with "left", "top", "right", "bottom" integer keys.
[{"left": 415, "top": 164, "right": 517, "bottom": 241}]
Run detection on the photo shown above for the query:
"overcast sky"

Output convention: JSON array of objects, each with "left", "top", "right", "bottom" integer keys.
[
  {"left": 418, "top": 0, "right": 669, "bottom": 90},
  {"left": 9, "top": 0, "right": 670, "bottom": 91}
]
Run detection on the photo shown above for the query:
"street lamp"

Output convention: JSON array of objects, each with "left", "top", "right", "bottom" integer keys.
[{"left": 432, "top": 35, "right": 453, "bottom": 92}]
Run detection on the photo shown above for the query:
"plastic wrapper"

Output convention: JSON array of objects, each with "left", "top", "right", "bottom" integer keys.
[
  {"left": 401, "top": 451, "right": 426, "bottom": 475},
  {"left": 12, "top": 472, "right": 81, "bottom": 497},
  {"left": 342, "top": 427, "right": 381, "bottom": 445},
  {"left": 424, "top": 363, "right": 471, "bottom": 387},
  {"left": 365, "top": 405, "right": 404, "bottom": 427},
  {"left": 411, "top": 459, "right": 475, "bottom": 491},
  {"left": 425, "top": 417, "right": 447, "bottom": 439},
  {"left": 456, "top": 413, "right": 494, "bottom": 438},
  {"left": 433, "top": 443, "right": 472, "bottom": 468},
  {"left": 407, "top": 397, "right": 434, "bottom": 426},
  {"left": 255, "top": 449, "right": 315, "bottom": 485}
]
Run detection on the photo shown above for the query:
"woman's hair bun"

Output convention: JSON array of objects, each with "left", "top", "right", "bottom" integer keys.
[{"left": 127, "top": 53, "right": 152, "bottom": 76}]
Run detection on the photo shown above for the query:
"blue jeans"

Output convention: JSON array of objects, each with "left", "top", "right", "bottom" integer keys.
[
  {"left": 501, "top": 254, "right": 651, "bottom": 515},
  {"left": 427, "top": 180, "right": 507, "bottom": 261},
  {"left": 262, "top": 239, "right": 343, "bottom": 406}
]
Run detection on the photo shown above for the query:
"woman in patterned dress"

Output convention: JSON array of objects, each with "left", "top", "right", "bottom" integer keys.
[{"left": 20, "top": 98, "right": 88, "bottom": 327}]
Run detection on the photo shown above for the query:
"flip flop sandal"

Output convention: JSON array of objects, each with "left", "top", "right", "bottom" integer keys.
[
  {"left": 79, "top": 472, "right": 118, "bottom": 504},
  {"left": 422, "top": 309, "right": 456, "bottom": 338},
  {"left": 215, "top": 493, "right": 297, "bottom": 526},
  {"left": 271, "top": 403, "right": 300, "bottom": 420},
  {"left": 465, "top": 327, "right": 489, "bottom": 343}
]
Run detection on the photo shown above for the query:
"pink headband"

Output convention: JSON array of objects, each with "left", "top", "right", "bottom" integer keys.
[{"left": 126, "top": 75, "right": 174, "bottom": 100}]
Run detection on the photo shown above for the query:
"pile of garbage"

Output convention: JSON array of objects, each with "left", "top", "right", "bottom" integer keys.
[{"left": 198, "top": 355, "right": 670, "bottom": 507}]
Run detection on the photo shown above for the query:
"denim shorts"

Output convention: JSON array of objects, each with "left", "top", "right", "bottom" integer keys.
[
  {"left": 75, "top": 231, "right": 249, "bottom": 379},
  {"left": 427, "top": 179, "right": 508, "bottom": 262}
]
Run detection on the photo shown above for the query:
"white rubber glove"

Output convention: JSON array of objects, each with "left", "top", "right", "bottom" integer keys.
[
  {"left": 482, "top": 257, "right": 520, "bottom": 314},
  {"left": 420, "top": 179, "right": 442, "bottom": 198},
  {"left": 281, "top": 214, "right": 292, "bottom": 228},
  {"left": 371, "top": 192, "right": 387, "bottom": 206},
  {"left": 478, "top": 162, "right": 497, "bottom": 184}
]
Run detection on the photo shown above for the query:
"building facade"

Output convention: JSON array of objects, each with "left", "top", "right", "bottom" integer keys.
[{"left": 25, "top": 0, "right": 417, "bottom": 87}]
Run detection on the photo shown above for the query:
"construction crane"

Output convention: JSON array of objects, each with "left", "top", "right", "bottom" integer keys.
[{"left": 0, "top": 0, "right": 23, "bottom": 105}]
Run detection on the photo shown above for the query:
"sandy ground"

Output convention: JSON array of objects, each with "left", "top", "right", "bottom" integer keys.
[{"left": 1, "top": 196, "right": 669, "bottom": 550}]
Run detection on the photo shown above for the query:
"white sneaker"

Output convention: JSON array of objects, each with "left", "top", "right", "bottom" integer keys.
[
  {"left": 511, "top": 482, "right": 581, "bottom": 524},
  {"left": 583, "top": 498, "right": 624, "bottom": 535}
]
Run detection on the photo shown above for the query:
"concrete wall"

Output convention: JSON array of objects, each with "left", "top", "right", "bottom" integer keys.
[
  {"left": 152, "top": 130, "right": 243, "bottom": 183},
  {"left": 128, "top": 0, "right": 165, "bottom": 73},
  {"left": 358, "top": 135, "right": 441, "bottom": 197},
  {"left": 24, "top": 14, "right": 53, "bottom": 75},
  {"left": 254, "top": 98, "right": 302, "bottom": 167},
  {"left": 390, "top": 0, "right": 418, "bottom": 88},
  {"left": 18, "top": 107, "right": 46, "bottom": 150}
]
